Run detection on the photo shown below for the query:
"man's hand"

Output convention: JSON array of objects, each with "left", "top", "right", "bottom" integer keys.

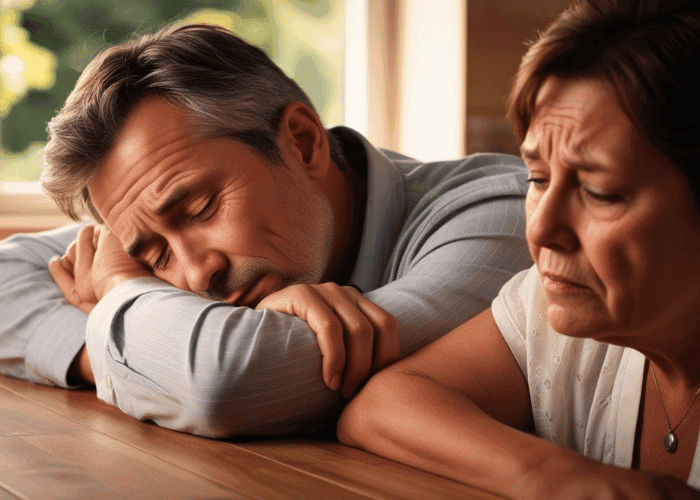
[
  {"left": 49, "top": 226, "right": 100, "bottom": 313},
  {"left": 49, "top": 225, "right": 152, "bottom": 311},
  {"left": 256, "top": 283, "right": 399, "bottom": 398},
  {"left": 89, "top": 224, "right": 152, "bottom": 299}
]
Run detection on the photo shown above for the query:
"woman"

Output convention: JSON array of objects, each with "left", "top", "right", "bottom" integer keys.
[{"left": 337, "top": 0, "right": 700, "bottom": 498}]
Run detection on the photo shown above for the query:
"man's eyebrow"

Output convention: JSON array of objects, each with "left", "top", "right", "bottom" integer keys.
[
  {"left": 155, "top": 187, "right": 189, "bottom": 216},
  {"left": 126, "top": 232, "right": 145, "bottom": 259}
]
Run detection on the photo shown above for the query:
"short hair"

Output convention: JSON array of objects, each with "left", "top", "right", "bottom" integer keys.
[
  {"left": 506, "top": 0, "right": 700, "bottom": 206},
  {"left": 41, "top": 24, "right": 346, "bottom": 221}
]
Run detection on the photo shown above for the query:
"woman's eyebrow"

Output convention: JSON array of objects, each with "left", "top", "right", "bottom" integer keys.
[{"left": 520, "top": 143, "right": 540, "bottom": 161}]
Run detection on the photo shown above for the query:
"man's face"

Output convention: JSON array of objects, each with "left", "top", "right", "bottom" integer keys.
[{"left": 89, "top": 96, "right": 334, "bottom": 307}]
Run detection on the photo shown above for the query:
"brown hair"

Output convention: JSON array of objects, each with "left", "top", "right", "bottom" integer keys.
[
  {"left": 506, "top": 0, "right": 700, "bottom": 205},
  {"left": 42, "top": 24, "right": 346, "bottom": 221}
]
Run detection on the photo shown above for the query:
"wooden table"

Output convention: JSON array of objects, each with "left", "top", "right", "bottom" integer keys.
[{"left": 0, "top": 375, "right": 504, "bottom": 499}]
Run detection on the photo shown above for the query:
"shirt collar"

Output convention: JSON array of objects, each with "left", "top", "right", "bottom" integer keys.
[{"left": 330, "top": 127, "right": 405, "bottom": 292}]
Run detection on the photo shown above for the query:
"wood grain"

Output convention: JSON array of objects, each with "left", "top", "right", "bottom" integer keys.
[{"left": 0, "top": 375, "right": 505, "bottom": 499}]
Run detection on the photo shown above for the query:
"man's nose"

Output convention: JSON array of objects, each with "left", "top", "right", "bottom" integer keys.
[
  {"left": 526, "top": 184, "right": 579, "bottom": 252},
  {"left": 173, "top": 238, "right": 226, "bottom": 295}
]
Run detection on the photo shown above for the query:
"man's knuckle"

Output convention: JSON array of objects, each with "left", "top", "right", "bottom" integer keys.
[
  {"left": 347, "top": 319, "right": 373, "bottom": 339},
  {"left": 377, "top": 313, "right": 399, "bottom": 333},
  {"left": 319, "top": 282, "right": 340, "bottom": 293},
  {"left": 318, "top": 317, "right": 340, "bottom": 334}
]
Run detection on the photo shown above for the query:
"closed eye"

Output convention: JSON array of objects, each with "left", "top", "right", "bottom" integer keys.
[
  {"left": 583, "top": 186, "right": 624, "bottom": 204},
  {"left": 153, "top": 245, "right": 171, "bottom": 270},
  {"left": 191, "top": 196, "right": 217, "bottom": 222}
]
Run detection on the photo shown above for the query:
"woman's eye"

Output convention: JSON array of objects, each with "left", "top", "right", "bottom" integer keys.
[
  {"left": 526, "top": 176, "right": 547, "bottom": 186},
  {"left": 526, "top": 176, "right": 548, "bottom": 192},
  {"left": 583, "top": 185, "right": 624, "bottom": 204}
]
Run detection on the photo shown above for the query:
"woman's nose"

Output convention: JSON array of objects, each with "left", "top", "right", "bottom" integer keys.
[{"left": 526, "top": 184, "right": 579, "bottom": 252}]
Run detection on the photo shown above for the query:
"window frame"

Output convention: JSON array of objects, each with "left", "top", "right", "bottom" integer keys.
[{"left": 1, "top": 0, "right": 467, "bottom": 234}]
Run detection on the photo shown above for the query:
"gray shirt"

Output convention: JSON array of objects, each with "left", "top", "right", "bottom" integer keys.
[{"left": 0, "top": 128, "right": 532, "bottom": 437}]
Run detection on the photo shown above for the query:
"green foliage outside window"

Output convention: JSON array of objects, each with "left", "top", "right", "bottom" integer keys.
[{"left": 0, "top": 0, "right": 344, "bottom": 182}]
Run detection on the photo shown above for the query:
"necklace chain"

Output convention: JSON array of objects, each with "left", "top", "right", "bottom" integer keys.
[{"left": 649, "top": 362, "right": 700, "bottom": 453}]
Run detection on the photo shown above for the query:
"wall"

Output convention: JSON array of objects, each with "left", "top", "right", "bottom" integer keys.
[{"left": 467, "top": 0, "right": 567, "bottom": 155}]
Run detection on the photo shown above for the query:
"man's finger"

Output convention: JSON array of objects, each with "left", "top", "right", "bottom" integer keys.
[
  {"left": 59, "top": 254, "right": 74, "bottom": 274},
  {"left": 73, "top": 226, "right": 96, "bottom": 273},
  {"left": 257, "top": 286, "right": 346, "bottom": 391},
  {"left": 49, "top": 256, "right": 77, "bottom": 301},
  {"left": 73, "top": 226, "right": 97, "bottom": 303},
  {"left": 312, "top": 284, "right": 374, "bottom": 398},
  {"left": 346, "top": 289, "right": 400, "bottom": 372}
]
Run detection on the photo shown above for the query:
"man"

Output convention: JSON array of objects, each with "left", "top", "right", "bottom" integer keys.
[{"left": 0, "top": 24, "right": 531, "bottom": 437}]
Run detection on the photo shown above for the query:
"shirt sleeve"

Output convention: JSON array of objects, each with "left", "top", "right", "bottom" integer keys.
[
  {"left": 86, "top": 277, "right": 340, "bottom": 437},
  {"left": 491, "top": 265, "right": 540, "bottom": 377},
  {"left": 366, "top": 197, "right": 532, "bottom": 356},
  {"left": 84, "top": 158, "right": 533, "bottom": 438},
  {"left": 0, "top": 224, "right": 88, "bottom": 387},
  {"left": 367, "top": 165, "right": 533, "bottom": 357}
]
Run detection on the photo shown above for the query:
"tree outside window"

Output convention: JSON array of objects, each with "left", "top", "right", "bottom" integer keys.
[{"left": 0, "top": 0, "right": 344, "bottom": 183}]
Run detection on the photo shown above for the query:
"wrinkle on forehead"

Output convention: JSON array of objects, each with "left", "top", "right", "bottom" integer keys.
[
  {"left": 105, "top": 168, "right": 203, "bottom": 245},
  {"left": 98, "top": 139, "right": 190, "bottom": 217},
  {"left": 526, "top": 78, "right": 642, "bottom": 172},
  {"left": 89, "top": 96, "right": 198, "bottom": 232}
]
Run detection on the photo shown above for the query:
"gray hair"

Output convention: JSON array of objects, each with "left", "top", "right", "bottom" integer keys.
[{"left": 42, "top": 23, "right": 346, "bottom": 221}]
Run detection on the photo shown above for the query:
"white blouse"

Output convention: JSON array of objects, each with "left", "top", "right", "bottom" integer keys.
[{"left": 491, "top": 265, "right": 700, "bottom": 488}]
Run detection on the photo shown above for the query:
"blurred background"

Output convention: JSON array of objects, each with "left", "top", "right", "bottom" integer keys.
[
  {"left": 0, "top": 0, "right": 344, "bottom": 183},
  {"left": 0, "top": 0, "right": 567, "bottom": 236}
]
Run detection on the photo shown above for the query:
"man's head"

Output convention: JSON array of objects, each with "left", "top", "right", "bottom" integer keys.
[
  {"left": 42, "top": 24, "right": 355, "bottom": 304},
  {"left": 41, "top": 23, "right": 346, "bottom": 221},
  {"left": 88, "top": 95, "right": 336, "bottom": 305}
]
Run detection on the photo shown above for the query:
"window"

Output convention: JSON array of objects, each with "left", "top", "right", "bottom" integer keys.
[
  {"left": 1, "top": 0, "right": 467, "bottom": 234},
  {"left": 1, "top": 0, "right": 344, "bottom": 231}
]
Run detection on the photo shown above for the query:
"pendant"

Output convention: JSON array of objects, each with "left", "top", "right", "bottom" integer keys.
[{"left": 664, "top": 430, "right": 678, "bottom": 453}]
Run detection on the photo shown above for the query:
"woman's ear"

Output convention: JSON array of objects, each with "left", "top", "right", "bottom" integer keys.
[{"left": 276, "top": 102, "right": 331, "bottom": 180}]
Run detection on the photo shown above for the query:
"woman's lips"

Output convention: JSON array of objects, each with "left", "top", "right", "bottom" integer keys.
[{"left": 541, "top": 272, "right": 593, "bottom": 295}]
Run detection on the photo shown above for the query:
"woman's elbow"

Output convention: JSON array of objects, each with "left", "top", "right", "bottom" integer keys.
[{"left": 337, "top": 371, "right": 390, "bottom": 448}]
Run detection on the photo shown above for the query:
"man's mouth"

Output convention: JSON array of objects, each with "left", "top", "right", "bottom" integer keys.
[{"left": 232, "top": 279, "right": 259, "bottom": 307}]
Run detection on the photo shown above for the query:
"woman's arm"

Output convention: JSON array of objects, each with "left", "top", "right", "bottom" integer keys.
[
  {"left": 338, "top": 308, "right": 538, "bottom": 495},
  {"left": 337, "top": 308, "right": 700, "bottom": 500}
]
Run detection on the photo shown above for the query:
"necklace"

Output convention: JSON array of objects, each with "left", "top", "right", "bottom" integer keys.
[{"left": 649, "top": 363, "right": 700, "bottom": 454}]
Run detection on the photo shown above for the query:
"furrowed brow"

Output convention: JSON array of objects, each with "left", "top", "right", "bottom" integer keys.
[
  {"left": 126, "top": 232, "right": 145, "bottom": 259},
  {"left": 519, "top": 143, "right": 541, "bottom": 161},
  {"left": 155, "top": 187, "right": 189, "bottom": 216}
]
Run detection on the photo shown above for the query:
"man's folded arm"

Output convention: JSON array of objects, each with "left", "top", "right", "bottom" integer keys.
[
  {"left": 84, "top": 189, "right": 531, "bottom": 438},
  {"left": 0, "top": 224, "right": 88, "bottom": 387},
  {"left": 86, "top": 277, "right": 342, "bottom": 438}
]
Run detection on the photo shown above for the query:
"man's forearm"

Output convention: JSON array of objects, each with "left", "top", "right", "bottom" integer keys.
[
  {"left": 86, "top": 278, "right": 342, "bottom": 437},
  {"left": 0, "top": 225, "right": 88, "bottom": 387}
]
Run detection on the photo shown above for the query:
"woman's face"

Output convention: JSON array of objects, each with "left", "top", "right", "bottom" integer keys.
[{"left": 523, "top": 77, "right": 700, "bottom": 345}]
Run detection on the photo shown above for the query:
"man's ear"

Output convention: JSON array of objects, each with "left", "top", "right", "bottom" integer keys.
[{"left": 276, "top": 102, "right": 331, "bottom": 180}]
